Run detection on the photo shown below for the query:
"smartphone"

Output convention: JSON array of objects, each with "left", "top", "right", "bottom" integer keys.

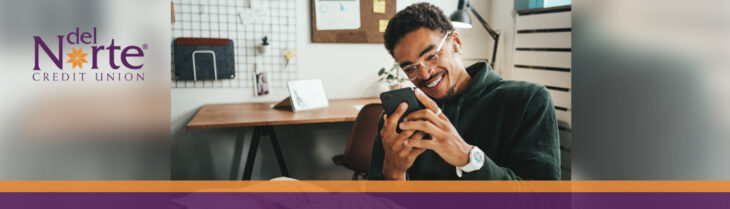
[{"left": 379, "top": 87, "right": 425, "bottom": 133}]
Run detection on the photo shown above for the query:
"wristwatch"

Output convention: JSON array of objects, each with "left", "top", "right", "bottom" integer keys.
[{"left": 456, "top": 146, "right": 485, "bottom": 178}]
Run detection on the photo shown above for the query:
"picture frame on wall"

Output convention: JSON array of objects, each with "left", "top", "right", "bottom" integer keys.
[{"left": 255, "top": 72, "right": 270, "bottom": 96}]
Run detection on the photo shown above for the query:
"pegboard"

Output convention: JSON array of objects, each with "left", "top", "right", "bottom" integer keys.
[{"left": 171, "top": 0, "right": 298, "bottom": 88}]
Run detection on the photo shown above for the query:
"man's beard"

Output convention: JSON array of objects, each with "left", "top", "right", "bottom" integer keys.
[
  {"left": 446, "top": 84, "right": 457, "bottom": 99},
  {"left": 432, "top": 83, "right": 458, "bottom": 104}
]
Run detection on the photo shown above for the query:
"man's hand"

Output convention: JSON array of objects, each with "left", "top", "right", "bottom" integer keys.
[
  {"left": 399, "top": 88, "right": 472, "bottom": 168},
  {"left": 380, "top": 102, "right": 427, "bottom": 180}
]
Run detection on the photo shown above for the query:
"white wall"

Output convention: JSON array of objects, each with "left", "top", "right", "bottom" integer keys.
[
  {"left": 171, "top": 0, "right": 500, "bottom": 180},
  {"left": 486, "top": 0, "right": 516, "bottom": 78}
]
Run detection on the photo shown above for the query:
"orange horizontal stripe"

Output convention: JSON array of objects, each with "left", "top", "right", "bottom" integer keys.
[{"left": 1, "top": 181, "right": 730, "bottom": 193}]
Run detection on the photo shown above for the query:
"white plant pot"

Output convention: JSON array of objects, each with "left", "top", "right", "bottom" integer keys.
[{"left": 257, "top": 45, "right": 269, "bottom": 54}]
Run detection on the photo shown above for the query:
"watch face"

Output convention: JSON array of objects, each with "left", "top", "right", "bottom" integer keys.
[{"left": 472, "top": 151, "right": 483, "bottom": 163}]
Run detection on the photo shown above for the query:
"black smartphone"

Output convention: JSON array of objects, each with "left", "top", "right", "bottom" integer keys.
[{"left": 379, "top": 87, "right": 425, "bottom": 133}]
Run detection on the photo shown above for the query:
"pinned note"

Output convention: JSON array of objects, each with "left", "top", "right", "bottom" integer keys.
[
  {"left": 373, "top": 0, "right": 386, "bottom": 14},
  {"left": 379, "top": 19, "right": 388, "bottom": 32},
  {"left": 315, "top": 0, "right": 361, "bottom": 30}
]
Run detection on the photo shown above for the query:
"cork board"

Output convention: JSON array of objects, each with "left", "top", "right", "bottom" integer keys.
[{"left": 311, "top": 0, "right": 397, "bottom": 43}]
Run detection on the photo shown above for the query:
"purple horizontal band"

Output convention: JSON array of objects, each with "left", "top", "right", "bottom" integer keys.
[{"left": 1, "top": 192, "right": 729, "bottom": 209}]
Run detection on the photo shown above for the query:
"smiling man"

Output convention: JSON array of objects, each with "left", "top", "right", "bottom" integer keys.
[{"left": 368, "top": 3, "right": 560, "bottom": 180}]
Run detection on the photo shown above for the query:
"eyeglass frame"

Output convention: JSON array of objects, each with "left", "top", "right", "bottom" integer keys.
[{"left": 400, "top": 30, "right": 453, "bottom": 81}]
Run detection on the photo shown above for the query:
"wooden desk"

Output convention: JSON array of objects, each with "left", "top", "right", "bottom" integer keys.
[{"left": 186, "top": 97, "right": 381, "bottom": 180}]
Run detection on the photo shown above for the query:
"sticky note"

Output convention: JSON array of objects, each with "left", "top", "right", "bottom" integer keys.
[
  {"left": 373, "top": 0, "right": 386, "bottom": 14},
  {"left": 379, "top": 19, "right": 388, "bottom": 32}
]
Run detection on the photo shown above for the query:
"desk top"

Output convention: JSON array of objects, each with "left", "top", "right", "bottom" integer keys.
[{"left": 186, "top": 97, "right": 381, "bottom": 130}]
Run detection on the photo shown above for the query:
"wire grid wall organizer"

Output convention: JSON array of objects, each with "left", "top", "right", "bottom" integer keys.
[{"left": 171, "top": 0, "right": 298, "bottom": 88}]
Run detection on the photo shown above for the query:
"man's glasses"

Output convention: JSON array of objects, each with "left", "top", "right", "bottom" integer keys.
[{"left": 400, "top": 31, "right": 452, "bottom": 81}]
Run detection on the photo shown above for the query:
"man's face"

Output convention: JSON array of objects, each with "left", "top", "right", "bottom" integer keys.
[{"left": 393, "top": 27, "right": 463, "bottom": 100}]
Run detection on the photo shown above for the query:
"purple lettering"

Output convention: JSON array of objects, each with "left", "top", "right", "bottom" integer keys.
[
  {"left": 33, "top": 35, "right": 64, "bottom": 70},
  {"left": 121, "top": 46, "right": 144, "bottom": 69},
  {"left": 106, "top": 39, "right": 121, "bottom": 69},
  {"left": 91, "top": 45, "right": 105, "bottom": 69},
  {"left": 67, "top": 27, "right": 79, "bottom": 44},
  {"left": 81, "top": 32, "right": 92, "bottom": 44}
]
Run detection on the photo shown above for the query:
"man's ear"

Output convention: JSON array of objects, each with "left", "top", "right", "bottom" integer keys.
[{"left": 451, "top": 31, "right": 463, "bottom": 54}]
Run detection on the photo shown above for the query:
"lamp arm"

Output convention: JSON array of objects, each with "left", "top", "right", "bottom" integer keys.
[
  {"left": 468, "top": 6, "right": 500, "bottom": 67},
  {"left": 468, "top": 7, "right": 500, "bottom": 39}
]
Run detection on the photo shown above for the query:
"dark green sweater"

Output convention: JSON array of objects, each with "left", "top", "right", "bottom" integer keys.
[{"left": 368, "top": 62, "right": 560, "bottom": 180}]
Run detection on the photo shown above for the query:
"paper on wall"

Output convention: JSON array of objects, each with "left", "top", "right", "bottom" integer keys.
[
  {"left": 315, "top": 0, "right": 361, "bottom": 30},
  {"left": 237, "top": 8, "right": 267, "bottom": 25},
  {"left": 373, "top": 0, "right": 385, "bottom": 14},
  {"left": 378, "top": 19, "right": 388, "bottom": 32}
]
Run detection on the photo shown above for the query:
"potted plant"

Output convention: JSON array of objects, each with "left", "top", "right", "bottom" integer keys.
[
  {"left": 257, "top": 35, "right": 269, "bottom": 54},
  {"left": 378, "top": 63, "right": 410, "bottom": 90}
]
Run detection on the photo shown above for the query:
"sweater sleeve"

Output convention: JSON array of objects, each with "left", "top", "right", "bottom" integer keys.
[
  {"left": 461, "top": 86, "right": 561, "bottom": 180},
  {"left": 367, "top": 112, "right": 386, "bottom": 180}
]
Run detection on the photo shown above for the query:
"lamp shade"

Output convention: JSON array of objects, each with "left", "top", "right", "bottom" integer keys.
[{"left": 450, "top": 0, "right": 473, "bottom": 28}]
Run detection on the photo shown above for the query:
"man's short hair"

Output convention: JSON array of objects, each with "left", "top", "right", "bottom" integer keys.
[{"left": 384, "top": 2, "right": 454, "bottom": 57}]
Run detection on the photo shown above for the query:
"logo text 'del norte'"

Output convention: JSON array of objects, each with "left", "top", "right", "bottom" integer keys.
[{"left": 33, "top": 27, "right": 146, "bottom": 82}]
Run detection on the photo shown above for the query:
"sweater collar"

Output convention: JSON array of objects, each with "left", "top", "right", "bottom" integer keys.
[{"left": 459, "top": 61, "right": 502, "bottom": 100}]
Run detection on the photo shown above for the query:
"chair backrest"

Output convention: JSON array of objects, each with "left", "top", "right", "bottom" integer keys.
[{"left": 342, "top": 103, "right": 383, "bottom": 174}]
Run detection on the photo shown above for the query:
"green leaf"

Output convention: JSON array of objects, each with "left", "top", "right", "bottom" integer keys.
[
  {"left": 387, "top": 75, "right": 394, "bottom": 80},
  {"left": 378, "top": 68, "right": 385, "bottom": 74}
]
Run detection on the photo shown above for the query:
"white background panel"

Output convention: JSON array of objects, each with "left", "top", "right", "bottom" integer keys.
[
  {"left": 514, "top": 51, "right": 571, "bottom": 68},
  {"left": 515, "top": 32, "right": 571, "bottom": 48},
  {"left": 548, "top": 89, "right": 571, "bottom": 109},
  {"left": 512, "top": 67, "right": 571, "bottom": 88},
  {"left": 516, "top": 12, "right": 571, "bottom": 30},
  {"left": 555, "top": 109, "right": 571, "bottom": 126}
]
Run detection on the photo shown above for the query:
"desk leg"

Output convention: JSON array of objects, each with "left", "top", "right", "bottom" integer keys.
[
  {"left": 242, "top": 126, "right": 261, "bottom": 180},
  {"left": 240, "top": 126, "right": 290, "bottom": 180},
  {"left": 267, "top": 126, "right": 290, "bottom": 177},
  {"left": 229, "top": 132, "right": 245, "bottom": 180}
]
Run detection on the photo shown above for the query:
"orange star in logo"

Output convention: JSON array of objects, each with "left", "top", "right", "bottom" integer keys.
[{"left": 66, "top": 47, "right": 88, "bottom": 69}]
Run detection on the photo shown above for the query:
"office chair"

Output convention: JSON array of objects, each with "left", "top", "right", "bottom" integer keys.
[{"left": 332, "top": 103, "right": 383, "bottom": 180}]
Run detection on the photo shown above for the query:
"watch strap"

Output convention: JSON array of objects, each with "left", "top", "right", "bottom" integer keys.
[{"left": 457, "top": 146, "right": 485, "bottom": 175}]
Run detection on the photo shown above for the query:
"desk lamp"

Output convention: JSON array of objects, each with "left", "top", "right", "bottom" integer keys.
[{"left": 450, "top": 0, "right": 501, "bottom": 67}]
